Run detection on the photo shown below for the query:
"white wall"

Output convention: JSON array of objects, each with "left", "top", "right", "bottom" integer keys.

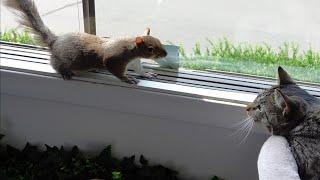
[{"left": 0, "top": 70, "right": 268, "bottom": 180}]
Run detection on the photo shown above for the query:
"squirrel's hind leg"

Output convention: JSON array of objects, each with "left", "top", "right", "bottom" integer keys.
[{"left": 50, "top": 55, "right": 74, "bottom": 80}]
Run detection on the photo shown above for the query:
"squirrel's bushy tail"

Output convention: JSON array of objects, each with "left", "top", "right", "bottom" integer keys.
[{"left": 4, "top": 0, "right": 57, "bottom": 48}]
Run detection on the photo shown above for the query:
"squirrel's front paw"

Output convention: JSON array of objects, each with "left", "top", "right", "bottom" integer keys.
[
  {"left": 60, "top": 69, "right": 74, "bottom": 80},
  {"left": 141, "top": 72, "right": 157, "bottom": 79},
  {"left": 123, "top": 76, "right": 140, "bottom": 84}
]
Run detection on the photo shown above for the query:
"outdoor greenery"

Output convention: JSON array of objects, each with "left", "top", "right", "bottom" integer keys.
[
  {"left": 1, "top": 29, "right": 319, "bottom": 83},
  {"left": 0, "top": 144, "right": 177, "bottom": 179},
  {"left": 0, "top": 29, "right": 36, "bottom": 45},
  {"left": 0, "top": 135, "right": 221, "bottom": 180},
  {"left": 179, "top": 38, "right": 320, "bottom": 83}
]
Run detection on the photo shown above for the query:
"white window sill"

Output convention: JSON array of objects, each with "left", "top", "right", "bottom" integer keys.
[{"left": 0, "top": 64, "right": 254, "bottom": 107}]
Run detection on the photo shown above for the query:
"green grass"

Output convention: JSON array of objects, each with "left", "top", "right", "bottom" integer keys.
[
  {"left": 181, "top": 59, "right": 320, "bottom": 83},
  {"left": 179, "top": 38, "right": 320, "bottom": 83},
  {"left": 0, "top": 29, "right": 36, "bottom": 45}
]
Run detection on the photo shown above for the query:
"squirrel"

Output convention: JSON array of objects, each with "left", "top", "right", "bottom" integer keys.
[
  {"left": 4, "top": 0, "right": 167, "bottom": 84},
  {"left": 101, "top": 36, "right": 158, "bottom": 80}
]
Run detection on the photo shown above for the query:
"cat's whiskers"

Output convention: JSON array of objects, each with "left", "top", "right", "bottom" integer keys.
[
  {"left": 237, "top": 121, "right": 252, "bottom": 136},
  {"left": 232, "top": 117, "right": 251, "bottom": 128},
  {"left": 230, "top": 117, "right": 255, "bottom": 144},
  {"left": 230, "top": 118, "right": 250, "bottom": 135},
  {"left": 239, "top": 119, "right": 254, "bottom": 144},
  {"left": 231, "top": 117, "right": 254, "bottom": 140}
]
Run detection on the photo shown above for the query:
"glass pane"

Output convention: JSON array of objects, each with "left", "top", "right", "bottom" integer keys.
[
  {"left": 1, "top": 0, "right": 84, "bottom": 44},
  {"left": 96, "top": 0, "right": 320, "bottom": 83}
]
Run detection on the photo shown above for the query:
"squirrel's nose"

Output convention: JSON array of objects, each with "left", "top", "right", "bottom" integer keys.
[{"left": 163, "top": 50, "right": 167, "bottom": 57}]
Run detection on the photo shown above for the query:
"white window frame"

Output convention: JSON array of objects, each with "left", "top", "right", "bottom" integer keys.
[{"left": 1, "top": 41, "right": 319, "bottom": 106}]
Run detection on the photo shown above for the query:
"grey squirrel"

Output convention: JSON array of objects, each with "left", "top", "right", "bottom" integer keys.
[
  {"left": 101, "top": 35, "right": 158, "bottom": 80},
  {"left": 4, "top": 0, "right": 167, "bottom": 84}
]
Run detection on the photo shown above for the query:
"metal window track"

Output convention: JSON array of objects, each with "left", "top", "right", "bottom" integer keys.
[{"left": 1, "top": 41, "right": 319, "bottom": 98}]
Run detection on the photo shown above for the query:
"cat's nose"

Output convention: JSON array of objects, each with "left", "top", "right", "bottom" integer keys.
[{"left": 246, "top": 103, "right": 255, "bottom": 111}]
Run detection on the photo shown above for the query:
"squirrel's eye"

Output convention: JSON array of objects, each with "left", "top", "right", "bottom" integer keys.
[{"left": 148, "top": 47, "right": 154, "bottom": 53}]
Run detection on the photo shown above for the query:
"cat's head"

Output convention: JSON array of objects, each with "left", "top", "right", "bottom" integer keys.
[{"left": 246, "top": 67, "right": 309, "bottom": 135}]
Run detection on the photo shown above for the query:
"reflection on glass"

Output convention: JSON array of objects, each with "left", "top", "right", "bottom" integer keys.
[
  {"left": 95, "top": 0, "right": 320, "bottom": 83},
  {"left": 1, "top": 0, "right": 319, "bottom": 83}
]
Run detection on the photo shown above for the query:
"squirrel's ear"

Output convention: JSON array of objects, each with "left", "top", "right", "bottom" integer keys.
[
  {"left": 274, "top": 89, "right": 293, "bottom": 116},
  {"left": 278, "top": 66, "right": 295, "bottom": 85},
  {"left": 144, "top": 27, "right": 150, "bottom": 35},
  {"left": 135, "top": 37, "right": 144, "bottom": 46}
]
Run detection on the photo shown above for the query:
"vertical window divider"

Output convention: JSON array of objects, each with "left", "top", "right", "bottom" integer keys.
[{"left": 82, "top": 0, "right": 96, "bottom": 34}]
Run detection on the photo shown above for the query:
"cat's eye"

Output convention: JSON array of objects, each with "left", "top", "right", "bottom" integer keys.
[
  {"left": 148, "top": 47, "right": 154, "bottom": 53},
  {"left": 257, "top": 105, "right": 261, "bottom": 111},
  {"left": 252, "top": 105, "right": 261, "bottom": 111}
]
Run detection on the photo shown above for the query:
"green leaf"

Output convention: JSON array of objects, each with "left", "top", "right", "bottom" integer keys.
[
  {"left": 6, "top": 144, "right": 21, "bottom": 158},
  {"left": 112, "top": 171, "right": 122, "bottom": 180},
  {"left": 139, "top": 155, "right": 149, "bottom": 166},
  {"left": 99, "top": 145, "right": 112, "bottom": 160}
]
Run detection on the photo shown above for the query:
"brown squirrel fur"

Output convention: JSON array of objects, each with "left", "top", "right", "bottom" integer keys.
[{"left": 4, "top": 0, "right": 167, "bottom": 84}]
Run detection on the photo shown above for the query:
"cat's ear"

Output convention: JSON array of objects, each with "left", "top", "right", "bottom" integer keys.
[
  {"left": 144, "top": 27, "right": 150, "bottom": 36},
  {"left": 274, "top": 89, "right": 293, "bottom": 117},
  {"left": 278, "top": 66, "right": 295, "bottom": 85},
  {"left": 135, "top": 37, "right": 144, "bottom": 46}
]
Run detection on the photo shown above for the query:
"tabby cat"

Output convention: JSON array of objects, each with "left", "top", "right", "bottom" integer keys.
[{"left": 246, "top": 67, "right": 320, "bottom": 180}]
